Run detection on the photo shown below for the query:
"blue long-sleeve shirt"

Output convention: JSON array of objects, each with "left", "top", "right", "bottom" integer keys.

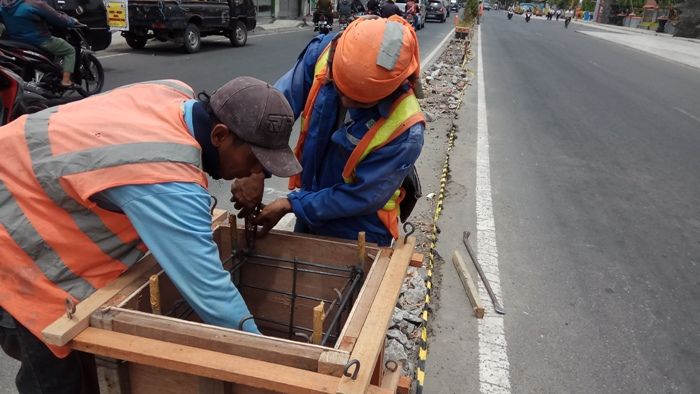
[
  {"left": 1, "top": 0, "right": 75, "bottom": 46},
  {"left": 92, "top": 100, "right": 259, "bottom": 334},
  {"left": 275, "top": 34, "right": 425, "bottom": 246}
]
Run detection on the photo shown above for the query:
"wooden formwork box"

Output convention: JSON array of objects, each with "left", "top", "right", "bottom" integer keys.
[{"left": 42, "top": 210, "right": 418, "bottom": 394}]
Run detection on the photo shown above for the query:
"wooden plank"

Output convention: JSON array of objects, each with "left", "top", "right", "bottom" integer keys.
[
  {"left": 336, "top": 237, "right": 415, "bottom": 394},
  {"left": 336, "top": 249, "right": 393, "bottom": 351},
  {"left": 396, "top": 376, "right": 411, "bottom": 394},
  {"left": 380, "top": 361, "right": 403, "bottom": 392},
  {"left": 370, "top": 337, "right": 385, "bottom": 386},
  {"left": 357, "top": 232, "right": 366, "bottom": 267},
  {"left": 129, "top": 363, "right": 199, "bottom": 394},
  {"left": 451, "top": 250, "right": 485, "bottom": 319},
  {"left": 72, "top": 327, "right": 341, "bottom": 394},
  {"left": 410, "top": 252, "right": 424, "bottom": 268},
  {"left": 211, "top": 209, "right": 229, "bottom": 229},
  {"left": 42, "top": 210, "right": 230, "bottom": 345},
  {"left": 42, "top": 255, "right": 160, "bottom": 346},
  {"left": 95, "top": 356, "right": 131, "bottom": 394},
  {"left": 318, "top": 350, "right": 349, "bottom": 377},
  {"left": 239, "top": 228, "right": 380, "bottom": 268},
  {"left": 98, "top": 308, "right": 348, "bottom": 373},
  {"left": 366, "top": 386, "right": 393, "bottom": 394}
]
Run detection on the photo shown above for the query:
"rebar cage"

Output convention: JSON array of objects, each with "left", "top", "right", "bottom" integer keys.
[{"left": 228, "top": 248, "right": 364, "bottom": 347}]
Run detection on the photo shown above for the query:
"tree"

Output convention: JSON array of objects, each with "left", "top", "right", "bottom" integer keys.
[{"left": 464, "top": 0, "right": 480, "bottom": 20}]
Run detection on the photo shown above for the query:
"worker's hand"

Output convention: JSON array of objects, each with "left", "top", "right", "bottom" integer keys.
[
  {"left": 253, "top": 198, "right": 292, "bottom": 237},
  {"left": 230, "top": 172, "right": 265, "bottom": 216}
]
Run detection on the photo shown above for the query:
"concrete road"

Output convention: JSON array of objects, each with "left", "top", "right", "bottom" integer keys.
[
  {"left": 425, "top": 12, "right": 700, "bottom": 394},
  {"left": 0, "top": 20, "right": 455, "bottom": 393}
]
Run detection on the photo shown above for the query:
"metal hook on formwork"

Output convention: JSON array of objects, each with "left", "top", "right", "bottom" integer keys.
[
  {"left": 294, "top": 332, "right": 311, "bottom": 343},
  {"left": 238, "top": 315, "right": 255, "bottom": 331},
  {"left": 403, "top": 221, "right": 416, "bottom": 245},
  {"left": 209, "top": 194, "right": 218, "bottom": 216},
  {"left": 64, "top": 298, "right": 76, "bottom": 319},
  {"left": 343, "top": 359, "right": 361, "bottom": 380}
]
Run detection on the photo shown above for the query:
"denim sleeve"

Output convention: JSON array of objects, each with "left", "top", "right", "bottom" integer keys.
[
  {"left": 274, "top": 33, "right": 336, "bottom": 119},
  {"left": 33, "top": 2, "right": 75, "bottom": 28},
  {"left": 98, "top": 182, "right": 260, "bottom": 334},
  {"left": 288, "top": 123, "right": 424, "bottom": 226}
]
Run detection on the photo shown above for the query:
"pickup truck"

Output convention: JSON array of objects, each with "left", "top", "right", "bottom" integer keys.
[{"left": 122, "top": 0, "right": 256, "bottom": 53}]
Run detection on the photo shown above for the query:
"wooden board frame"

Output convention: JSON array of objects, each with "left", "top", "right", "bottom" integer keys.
[{"left": 61, "top": 210, "right": 413, "bottom": 393}]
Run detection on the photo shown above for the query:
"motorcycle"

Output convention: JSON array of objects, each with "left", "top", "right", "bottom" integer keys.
[
  {"left": 565, "top": 16, "right": 572, "bottom": 28},
  {"left": 314, "top": 13, "right": 332, "bottom": 35},
  {"left": 525, "top": 11, "right": 532, "bottom": 22},
  {"left": 0, "top": 25, "right": 104, "bottom": 99},
  {"left": 339, "top": 12, "right": 353, "bottom": 31},
  {"left": 507, "top": 10, "right": 513, "bottom": 19}
]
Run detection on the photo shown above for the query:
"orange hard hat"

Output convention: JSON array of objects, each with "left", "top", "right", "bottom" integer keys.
[{"left": 332, "top": 15, "right": 420, "bottom": 103}]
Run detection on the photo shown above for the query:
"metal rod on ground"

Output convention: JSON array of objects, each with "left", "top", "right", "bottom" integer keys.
[
  {"left": 462, "top": 231, "right": 505, "bottom": 315},
  {"left": 149, "top": 274, "right": 161, "bottom": 315}
]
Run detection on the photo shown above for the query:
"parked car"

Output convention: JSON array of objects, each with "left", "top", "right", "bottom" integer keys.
[
  {"left": 449, "top": 0, "right": 459, "bottom": 12},
  {"left": 123, "top": 0, "right": 257, "bottom": 53},
  {"left": 483, "top": 2, "right": 491, "bottom": 10},
  {"left": 425, "top": 0, "right": 449, "bottom": 22},
  {"left": 396, "top": 0, "right": 427, "bottom": 29}
]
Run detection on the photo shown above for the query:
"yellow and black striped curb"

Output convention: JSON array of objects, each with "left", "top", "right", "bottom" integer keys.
[{"left": 416, "top": 45, "right": 471, "bottom": 393}]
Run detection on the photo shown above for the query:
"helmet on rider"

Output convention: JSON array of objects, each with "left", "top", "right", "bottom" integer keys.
[{"left": 331, "top": 15, "right": 420, "bottom": 107}]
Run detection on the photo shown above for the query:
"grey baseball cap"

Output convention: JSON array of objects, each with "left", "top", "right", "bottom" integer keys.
[{"left": 210, "top": 76, "right": 301, "bottom": 177}]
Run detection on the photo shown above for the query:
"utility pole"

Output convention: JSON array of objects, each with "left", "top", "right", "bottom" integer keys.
[{"left": 593, "top": 0, "right": 602, "bottom": 21}]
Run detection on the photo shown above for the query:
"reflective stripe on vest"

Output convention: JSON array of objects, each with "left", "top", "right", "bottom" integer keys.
[
  {"left": 0, "top": 80, "right": 205, "bottom": 357},
  {"left": 341, "top": 91, "right": 424, "bottom": 238},
  {"left": 288, "top": 47, "right": 331, "bottom": 190},
  {"left": 289, "top": 45, "right": 425, "bottom": 239}
]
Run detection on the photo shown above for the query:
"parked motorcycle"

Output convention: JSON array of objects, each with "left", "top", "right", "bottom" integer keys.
[
  {"left": 507, "top": 10, "right": 513, "bottom": 19},
  {"left": 0, "top": 25, "right": 104, "bottom": 99}
]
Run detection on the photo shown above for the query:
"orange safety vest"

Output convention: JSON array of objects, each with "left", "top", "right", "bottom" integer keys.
[
  {"left": 289, "top": 46, "right": 425, "bottom": 239},
  {"left": 0, "top": 80, "right": 208, "bottom": 357}
]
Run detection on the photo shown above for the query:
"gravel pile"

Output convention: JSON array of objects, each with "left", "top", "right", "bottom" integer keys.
[{"left": 419, "top": 38, "right": 472, "bottom": 123}]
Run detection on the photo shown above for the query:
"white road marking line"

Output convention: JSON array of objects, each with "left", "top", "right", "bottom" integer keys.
[
  {"left": 422, "top": 27, "right": 456, "bottom": 66},
  {"left": 674, "top": 107, "right": 700, "bottom": 124},
  {"left": 97, "top": 53, "right": 130, "bottom": 59},
  {"left": 476, "top": 24, "right": 512, "bottom": 394}
]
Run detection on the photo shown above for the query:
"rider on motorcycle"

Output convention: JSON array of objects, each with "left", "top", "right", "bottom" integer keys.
[
  {"left": 0, "top": 0, "right": 77, "bottom": 87},
  {"left": 405, "top": 0, "right": 419, "bottom": 29},
  {"left": 366, "top": 0, "right": 380, "bottom": 15},
  {"left": 313, "top": 0, "right": 334, "bottom": 27},
  {"left": 338, "top": 0, "right": 353, "bottom": 23},
  {"left": 351, "top": 0, "right": 365, "bottom": 14},
  {"left": 380, "top": 0, "right": 403, "bottom": 18}
]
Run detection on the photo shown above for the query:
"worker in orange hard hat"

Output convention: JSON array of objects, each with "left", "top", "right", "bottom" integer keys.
[{"left": 231, "top": 16, "right": 425, "bottom": 247}]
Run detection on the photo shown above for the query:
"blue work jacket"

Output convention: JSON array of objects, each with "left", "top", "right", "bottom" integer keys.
[{"left": 275, "top": 33, "right": 425, "bottom": 246}]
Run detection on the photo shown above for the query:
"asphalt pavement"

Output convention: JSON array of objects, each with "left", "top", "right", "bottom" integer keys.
[
  {"left": 0, "top": 20, "right": 455, "bottom": 393},
  {"left": 425, "top": 12, "right": 700, "bottom": 394}
]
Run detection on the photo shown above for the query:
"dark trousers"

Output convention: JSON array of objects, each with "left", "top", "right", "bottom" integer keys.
[{"left": 0, "top": 309, "right": 98, "bottom": 394}]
